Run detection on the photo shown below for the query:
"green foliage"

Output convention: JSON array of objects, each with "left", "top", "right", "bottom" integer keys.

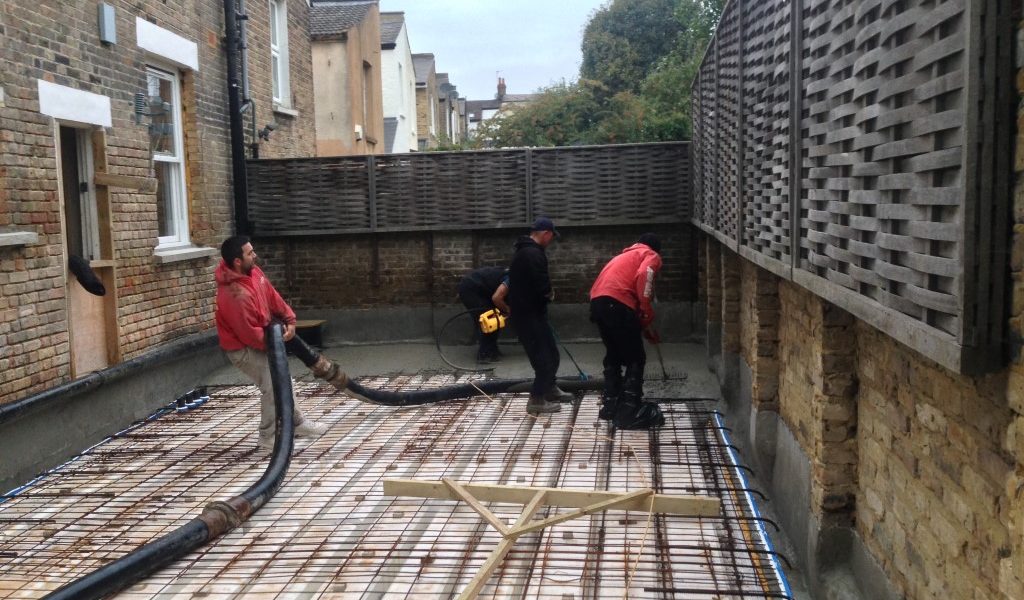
[
  {"left": 479, "top": 0, "right": 725, "bottom": 148},
  {"left": 581, "top": 0, "right": 686, "bottom": 96}
]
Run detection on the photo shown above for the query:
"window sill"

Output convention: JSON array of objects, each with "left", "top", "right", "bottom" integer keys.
[
  {"left": 0, "top": 230, "right": 39, "bottom": 247},
  {"left": 154, "top": 245, "right": 218, "bottom": 264},
  {"left": 273, "top": 104, "right": 299, "bottom": 118}
]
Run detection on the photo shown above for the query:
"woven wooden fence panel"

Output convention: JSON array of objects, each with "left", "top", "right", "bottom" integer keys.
[
  {"left": 374, "top": 151, "right": 527, "bottom": 229},
  {"left": 691, "top": 0, "right": 1012, "bottom": 372},
  {"left": 696, "top": 46, "right": 718, "bottom": 230},
  {"left": 740, "top": 0, "right": 791, "bottom": 263},
  {"left": 530, "top": 143, "right": 690, "bottom": 225},
  {"left": 714, "top": 4, "right": 741, "bottom": 240},
  {"left": 247, "top": 157, "right": 371, "bottom": 234},
  {"left": 691, "top": 68, "right": 705, "bottom": 227},
  {"left": 246, "top": 142, "right": 689, "bottom": 236},
  {"left": 799, "top": 0, "right": 967, "bottom": 336}
]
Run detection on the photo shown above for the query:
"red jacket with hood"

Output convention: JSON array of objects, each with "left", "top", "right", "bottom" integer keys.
[
  {"left": 589, "top": 243, "right": 662, "bottom": 327},
  {"left": 215, "top": 260, "right": 296, "bottom": 352}
]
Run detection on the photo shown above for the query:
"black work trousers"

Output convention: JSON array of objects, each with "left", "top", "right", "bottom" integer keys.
[
  {"left": 512, "top": 311, "right": 560, "bottom": 397},
  {"left": 457, "top": 283, "right": 500, "bottom": 358},
  {"left": 589, "top": 296, "right": 646, "bottom": 377}
]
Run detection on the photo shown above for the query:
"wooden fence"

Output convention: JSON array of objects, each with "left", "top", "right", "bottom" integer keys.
[
  {"left": 692, "top": 0, "right": 1014, "bottom": 373},
  {"left": 245, "top": 142, "right": 690, "bottom": 236}
]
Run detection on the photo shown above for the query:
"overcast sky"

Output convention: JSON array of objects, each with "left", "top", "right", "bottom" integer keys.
[{"left": 380, "top": 0, "right": 609, "bottom": 101}]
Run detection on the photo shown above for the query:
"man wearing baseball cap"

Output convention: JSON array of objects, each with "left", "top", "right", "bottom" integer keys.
[{"left": 507, "top": 217, "right": 571, "bottom": 415}]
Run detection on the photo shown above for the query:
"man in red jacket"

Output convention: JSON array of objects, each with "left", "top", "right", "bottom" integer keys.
[
  {"left": 216, "top": 235, "right": 330, "bottom": 449},
  {"left": 589, "top": 233, "right": 665, "bottom": 429}
]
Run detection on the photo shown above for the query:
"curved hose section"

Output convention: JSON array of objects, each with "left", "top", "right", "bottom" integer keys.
[
  {"left": 343, "top": 376, "right": 602, "bottom": 406},
  {"left": 283, "top": 332, "right": 604, "bottom": 406},
  {"left": 434, "top": 308, "right": 496, "bottom": 373},
  {"left": 45, "top": 324, "right": 295, "bottom": 600}
]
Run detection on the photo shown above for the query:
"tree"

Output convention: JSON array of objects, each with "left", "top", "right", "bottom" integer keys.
[
  {"left": 580, "top": 0, "right": 685, "bottom": 96},
  {"left": 473, "top": 0, "right": 727, "bottom": 147}
]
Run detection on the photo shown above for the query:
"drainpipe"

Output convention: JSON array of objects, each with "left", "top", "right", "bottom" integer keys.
[
  {"left": 224, "top": 0, "right": 250, "bottom": 234},
  {"left": 44, "top": 324, "right": 294, "bottom": 600}
]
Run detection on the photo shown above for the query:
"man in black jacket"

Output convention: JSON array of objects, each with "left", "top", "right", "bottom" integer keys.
[
  {"left": 508, "top": 217, "right": 572, "bottom": 415},
  {"left": 457, "top": 266, "right": 508, "bottom": 362}
]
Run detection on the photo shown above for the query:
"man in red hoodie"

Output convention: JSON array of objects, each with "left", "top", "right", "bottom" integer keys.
[
  {"left": 589, "top": 233, "right": 665, "bottom": 429},
  {"left": 216, "top": 235, "right": 329, "bottom": 449}
]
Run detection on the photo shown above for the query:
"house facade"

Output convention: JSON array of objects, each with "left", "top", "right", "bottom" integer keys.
[
  {"left": 436, "top": 73, "right": 467, "bottom": 145},
  {"left": 466, "top": 77, "right": 536, "bottom": 139},
  {"left": 310, "top": 0, "right": 384, "bottom": 156},
  {"left": 0, "top": 0, "right": 316, "bottom": 405},
  {"left": 379, "top": 12, "right": 417, "bottom": 154},
  {"left": 412, "top": 53, "right": 440, "bottom": 150}
]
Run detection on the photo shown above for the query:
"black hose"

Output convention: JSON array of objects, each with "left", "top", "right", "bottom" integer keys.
[
  {"left": 435, "top": 308, "right": 496, "bottom": 372},
  {"left": 282, "top": 330, "right": 602, "bottom": 405},
  {"left": 343, "top": 375, "right": 601, "bottom": 406},
  {"left": 44, "top": 324, "right": 295, "bottom": 600}
]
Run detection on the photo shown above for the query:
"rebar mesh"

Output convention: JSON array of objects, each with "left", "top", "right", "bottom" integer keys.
[{"left": 0, "top": 374, "right": 791, "bottom": 599}]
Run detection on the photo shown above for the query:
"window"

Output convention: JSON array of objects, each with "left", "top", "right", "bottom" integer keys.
[
  {"left": 147, "top": 66, "right": 190, "bottom": 248},
  {"left": 270, "top": 0, "right": 290, "bottom": 107}
]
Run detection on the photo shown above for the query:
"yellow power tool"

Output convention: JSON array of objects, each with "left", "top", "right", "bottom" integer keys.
[{"left": 478, "top": 309, "right": 507, "bottom": 334}]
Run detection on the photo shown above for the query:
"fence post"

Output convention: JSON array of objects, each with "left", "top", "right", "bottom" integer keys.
[
  {"left": 735, "top": 0, "right": 745, "bottom": 251},
  {"left": 788, "top": 0, "right": 803, "bottom": 273},
  {"left": 367, "top": 154, "right": 377, "bottom": 232},
  {"left": 525, "top": 147, "right": 533, "bottom": 225}
]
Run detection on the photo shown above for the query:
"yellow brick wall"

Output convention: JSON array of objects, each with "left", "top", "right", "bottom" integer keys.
[
  {"left": 1001, "top": 18, "right": 1024, "bottom": 596},
  {"left": 857, "top": 325, "right": 1013, "bottom": 598}
]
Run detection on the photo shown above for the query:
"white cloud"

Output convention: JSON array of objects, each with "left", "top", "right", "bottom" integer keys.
[{"left": 382, "top": 0, "right": 606, "bottom": 100}]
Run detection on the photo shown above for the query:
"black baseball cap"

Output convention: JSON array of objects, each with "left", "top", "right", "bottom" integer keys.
[{"left": 531, "top": 217, "right": 560, "bottom": 239}]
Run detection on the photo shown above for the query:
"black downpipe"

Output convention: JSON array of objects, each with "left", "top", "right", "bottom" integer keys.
[
  {"left": 0, "top": 332, "right": 217, "bottom": 427},
  {"left": 224, "top": 0, "right": 250, "bottom": 234},
  {"left": 44, "top": 324, "right": 294, "bottom": 600}
]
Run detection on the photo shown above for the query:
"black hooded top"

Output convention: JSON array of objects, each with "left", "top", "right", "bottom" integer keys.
[{"left": 507, "top": 235, "right": 551, "bottom": 317}]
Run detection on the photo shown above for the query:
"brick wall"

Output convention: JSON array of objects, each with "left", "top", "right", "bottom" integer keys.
[
  {"left": 706, "top": 230, "right": 1019, "bottom": 597},
  {"left": 739, "top": 260, "right": 779, "bottom": 410},
  {"left": 857, "top": 324, "right": 1012, "bottom": 598},
  {"left": 0, "top": 0, "right": 314, "bottom": 404},
  {"left": 242, "top": 0, "right": 318, "bottom": 159},
  {"left": 998, "top": 18, "right": 1024, "bottom": 595},
  {"left": 254, "top": 225, "right": 699, "bottom": 309}
]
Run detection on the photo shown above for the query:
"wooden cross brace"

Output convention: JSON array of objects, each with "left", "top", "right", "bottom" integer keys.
[{"left": 383, "top": 478, "right": 720, "bottom": 599}]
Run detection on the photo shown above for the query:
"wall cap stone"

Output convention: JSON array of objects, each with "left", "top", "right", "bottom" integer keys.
[
  {"left": 153, "top": 245, "right": 218, "bottom": 264},
  {"left": 0, "top": 230, "right": 39, "bottom": 247}
]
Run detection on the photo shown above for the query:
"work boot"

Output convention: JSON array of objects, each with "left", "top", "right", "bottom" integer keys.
[
  {"left": 630, "top": 401, "right": 665, "bottom": 428},
  {"left": 526, "top": 394, "right": 561, "bottom": 415},
  {"left": 599, "top": 367, "right": 623, "bottom": 420},
  {"left": 545, "top": 385, "right": 575, "bottom": 403},
  {"left": 295, "top": 419, "right": 328, "bottom": 438},
  {"left": 613, "top": 363, "right": 663, "bottom": 429},
  {"left": 310, "top": 356, "right": 349, "bottom": 391}
]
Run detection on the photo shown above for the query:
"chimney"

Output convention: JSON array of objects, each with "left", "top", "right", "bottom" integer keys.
[{"left": 497, "top": 77, "right": 506, "bottom": 100}]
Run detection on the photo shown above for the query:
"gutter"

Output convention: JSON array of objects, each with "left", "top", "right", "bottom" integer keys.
[{"left": 0, "top": 331, "right": 218, "bottom": 427}]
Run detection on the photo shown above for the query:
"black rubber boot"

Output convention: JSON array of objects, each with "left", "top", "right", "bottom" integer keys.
[
  {"left": 599, "top": 367, "right": 622, "bottom": 420},
  {"left": 613, "top": 363, "right": 664, "bottom": 429}
]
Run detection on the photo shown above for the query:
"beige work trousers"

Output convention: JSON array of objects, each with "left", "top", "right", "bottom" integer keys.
[{"left": 226, "top": 347, "right": 308, "bottom": 437}]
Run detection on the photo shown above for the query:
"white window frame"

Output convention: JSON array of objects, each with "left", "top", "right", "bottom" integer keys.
[
  {"left": 148, "top": 65, "right": 190, "bottom": 249},
  {"left": 75, "top": 130, "right": 101, "bottom": 260},
  {"left": 270, "top": 0, "right": 290, "bottom": 107}
]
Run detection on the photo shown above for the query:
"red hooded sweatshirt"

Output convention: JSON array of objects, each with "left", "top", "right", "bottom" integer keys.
[
  {"left": 589, "top": 243, "right": 663, "bottom": 327},
  {"left": 215, "top": 260, "right": 295, "bottom": 352}
]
